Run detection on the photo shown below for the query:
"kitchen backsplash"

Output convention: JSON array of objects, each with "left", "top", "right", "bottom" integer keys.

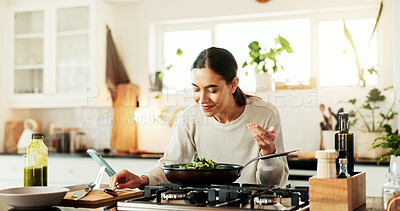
[
  {"left": 31, "top": 108, "right": 114, "bottom": 152},
  {"left": 25, "top": 88, "right": 397, "bottom": 154}
]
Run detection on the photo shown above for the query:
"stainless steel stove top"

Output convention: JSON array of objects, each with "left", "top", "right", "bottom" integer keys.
[{"left": 117, "top": 183, "right": 309, "bottom": 210}]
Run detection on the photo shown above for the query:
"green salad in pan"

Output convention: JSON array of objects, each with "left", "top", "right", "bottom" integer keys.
[{"left": 175, "top": 157, "right": 220, "bottom": 170}]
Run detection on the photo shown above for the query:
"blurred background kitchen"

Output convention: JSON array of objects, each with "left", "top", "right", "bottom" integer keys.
[{"left": 0, "top": 0, "right": 399, "bottom": 197}]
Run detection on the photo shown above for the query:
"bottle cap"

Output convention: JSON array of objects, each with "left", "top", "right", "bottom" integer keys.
[
  {"left": 339, "top": 112, "right": 349, "bottom": 121},
  {"left": 339, "top": 158, "right": 348, "bottom": 164},
  {"left": 32, "top": 133, "right": 44, "bottom": 139},
  {"left": 315, "top": 149, "right": 338, "bottom": 159}
]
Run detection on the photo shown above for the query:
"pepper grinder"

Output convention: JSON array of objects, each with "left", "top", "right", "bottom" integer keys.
[{"left": 315, "top": 150, "right": 338, "bottom": 178}]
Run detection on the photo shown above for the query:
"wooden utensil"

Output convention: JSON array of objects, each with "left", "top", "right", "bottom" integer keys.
[
  {"left": 328, "top": 107, "right": 334, "bottom": 130},
  {"left": 60, "top": 189, "right": 142, "bottom": 207},
  {"left": 319, "top": 104, "right": 331, "bottom": 130},
  {"left": 319, "top": 122, "right": 325, "bottom": 150}
]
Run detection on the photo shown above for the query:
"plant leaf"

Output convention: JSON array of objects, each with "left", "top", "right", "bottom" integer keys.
[
  {"left": 176, "top": 48, "right": 183, "bottom": 56},
  {"left": 272, "top": 64, "right": 277, "bottom": 73},
  {"left": 367, "top": 88, "right": 386, "bottom": 102},
  {"left": 363, "top": 103, "right": 372, "bottom": 110},
  {"left": 348, "top": 98, "right": 357, "bottom": 104},
  {"left": 242, "top": 61, "right": 248, "bottom": 68},
  {"left": 248, "top": 41, "right": 261, "bottom": 52},
  {"left": 343, "top": 20, "right": 364, "bottom": 86},
  {"left": 275, "top": 35, "right": 294, "bottom": 53},
  {"left": 368, "top": 1, "right": 383, "bottom": 52},
  {"left": 367, "top": 67, "right": 378, "bottom": 75}
]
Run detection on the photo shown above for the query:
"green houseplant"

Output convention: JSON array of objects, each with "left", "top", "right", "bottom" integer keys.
[
  {"left": 348, "top": 87, "right": 397, "bottom": 133},
  {"left": 242, "top": 35, "right": 293, "bottom": 76},
  {"left": 347, "top": 87, "right": 398, "bottom": 159},
  {"left": 372, "top": 132, "right": 400, "bottom": 165},
  {"left": 241, "top": 35, "right": 293, "bottom": 90}
]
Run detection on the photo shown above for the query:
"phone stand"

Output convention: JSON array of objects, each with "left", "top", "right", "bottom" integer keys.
[{"left": 93, "top": 166, "right": 106, "bottom": 189}]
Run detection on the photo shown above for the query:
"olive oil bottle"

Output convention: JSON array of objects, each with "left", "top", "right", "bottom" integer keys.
[
  {"left": 334, "top": 112, "right": 354, "bottom": 176},
  {"left": 24, "top": 133, "right": 48, "bottom": 186}
]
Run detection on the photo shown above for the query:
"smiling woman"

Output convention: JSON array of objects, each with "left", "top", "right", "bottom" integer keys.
[{"left": 110, "top": 47, "right": 289, "bottom": 189}]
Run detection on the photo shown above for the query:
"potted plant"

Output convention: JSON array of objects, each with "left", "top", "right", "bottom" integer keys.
[
  {"left": 372, "top": 130, "right": 400, "bottom": 165},
  {"left": 347, "top": 87, "right": 398, "bottom": 158},
  {"left": 242, "top": 35, "right": 293, "bottom": 91}
]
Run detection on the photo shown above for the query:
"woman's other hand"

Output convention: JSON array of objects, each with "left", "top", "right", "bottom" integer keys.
[
  {"left": 109, "top": 169, "right": 149, "bottom": 190},
  {"left": 247, "top": 123, "right": 277, "bottom": 156}
]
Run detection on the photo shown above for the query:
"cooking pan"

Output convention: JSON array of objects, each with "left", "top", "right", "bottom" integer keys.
[{"left": 163, "top": 149, "right": 299, "bottom": 185}]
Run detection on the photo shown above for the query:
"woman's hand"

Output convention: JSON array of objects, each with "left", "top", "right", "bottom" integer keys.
[
  {"left": 109, "top": 169, "right": 149, "bottom": 190},
  {"left": 247, "top": 123, "right": 277, "bottom": 156}
]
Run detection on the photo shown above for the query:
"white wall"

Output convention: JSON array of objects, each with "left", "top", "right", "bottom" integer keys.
[
  {"left": 111, "top": 0, "right": 396, "bottom": 152},
  {"left": 0, "top": 0, "right": 31, "bottom": 153}
]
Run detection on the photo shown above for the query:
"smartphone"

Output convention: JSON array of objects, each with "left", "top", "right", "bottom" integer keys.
[{"left": 87, "top": 149, "right": 117, "bottom": 177}]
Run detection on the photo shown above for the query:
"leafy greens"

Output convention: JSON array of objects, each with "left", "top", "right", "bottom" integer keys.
[{"left": 175, "top": 157, "right": 220, "bottom": 170}]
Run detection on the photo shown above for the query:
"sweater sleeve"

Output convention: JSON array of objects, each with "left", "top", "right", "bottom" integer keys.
[
  {"left": 256, "top": 109, "right": 289, "bottom": 187},
  {"left": 142, "top": 113, "right": 197, "bottom": 186}
]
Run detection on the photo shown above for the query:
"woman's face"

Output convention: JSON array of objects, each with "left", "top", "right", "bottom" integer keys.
[{"left": 192, "top": 68, "right": 236, "bottom": 117}]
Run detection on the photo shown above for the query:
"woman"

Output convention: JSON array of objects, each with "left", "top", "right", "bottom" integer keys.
[{"left": 110, "top": 47, "right": 289, "bottom": 189}]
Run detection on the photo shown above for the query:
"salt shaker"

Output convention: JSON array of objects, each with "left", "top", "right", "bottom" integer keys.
[{"left": 315, "top": 150, "right": 338, "bottom": 178}]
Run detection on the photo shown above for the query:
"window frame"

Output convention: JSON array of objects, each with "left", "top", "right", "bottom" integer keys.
[{"left": 151, "top": 5, "right": 382, "bottom": 92}]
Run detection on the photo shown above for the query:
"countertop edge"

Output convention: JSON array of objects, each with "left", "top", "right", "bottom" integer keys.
[{"left": 0, "top": 152, "right": 164, "bottom": 159}]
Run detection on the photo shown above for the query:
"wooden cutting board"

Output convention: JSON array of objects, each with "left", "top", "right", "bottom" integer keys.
[
  {"left": 4, "top": 121, "right": 24, "bottom": 153},
  {"left": 59, "top": 189, "right": 143, "bottom": 207},
  {"left": 4, "top": 120, "right": 42, "bottom": 153},
  {"left": 110, "top": 83, "right": 140, "bottom": 153}
]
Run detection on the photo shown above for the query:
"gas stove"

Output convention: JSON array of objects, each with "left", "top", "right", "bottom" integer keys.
[{"left": 117, "top": 183, "right": 309, "bottom": 210}]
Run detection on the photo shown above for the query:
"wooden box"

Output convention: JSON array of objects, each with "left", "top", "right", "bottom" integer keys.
[{"left": 309, "top": 171, "right": 366, "bottom": 211}]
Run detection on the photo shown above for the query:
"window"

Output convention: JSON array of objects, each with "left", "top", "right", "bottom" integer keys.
[
  {"left": 216, "top": 19, "right": 310, "bottom": 91},
  {"left": 162, "top": 30, "right": 211, "bottom": 92},
  {"left": 319, "top": 19, "right": 378, "bottom": 86},
  {"left": 155, "top": 8, "right": 379, "bottom": 92}
]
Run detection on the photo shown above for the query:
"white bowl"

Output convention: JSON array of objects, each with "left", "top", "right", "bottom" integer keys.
[{"left": 0, "top": 187, "right": 69, "bottom": 209}]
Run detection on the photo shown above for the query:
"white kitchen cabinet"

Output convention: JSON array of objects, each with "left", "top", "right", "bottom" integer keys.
[
  {"left": 6, "top": 0, "right": 116, "bottom": 108},
  {"left": 48, "top": 156, "right": 159, "bottom": 187},
  {"left": 0, "top": 155, "right": 159, "bottom": 188}
]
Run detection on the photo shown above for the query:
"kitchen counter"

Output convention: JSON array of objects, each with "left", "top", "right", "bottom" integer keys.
[
  {"left": 0, "top": 152, "right": 388, "bottom": 168},
  {"left": 0, "top": 151, "right": 164, "bottom": 159},
  {"left": 0, "top": 196, "right": 384, "bottom": 210}
]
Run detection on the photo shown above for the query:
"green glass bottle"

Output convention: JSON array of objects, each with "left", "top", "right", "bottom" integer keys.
[
  {"left": 24, "top": 133, "right": 48, "bottom": 186},
  {"left": 334, "top": 112, "right": 354, "bottom": 176}
]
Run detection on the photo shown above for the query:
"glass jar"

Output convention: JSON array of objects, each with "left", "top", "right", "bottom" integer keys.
[
  {"left": 75, "top": 131, "right": 87, "bottom": 153},
  {"left": 383, "top": 173, "right": 400, "bottom": 210},
  {"left": 24, "top": 133, "right": 48, "bottom": 186},
  {"left": 383, "top": 155, "right": 400, "bottom": 210}
]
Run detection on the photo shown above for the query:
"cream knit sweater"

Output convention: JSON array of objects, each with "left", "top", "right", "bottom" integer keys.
[{"left": 144, "top": 97, "right": 289, "bottom": 187}]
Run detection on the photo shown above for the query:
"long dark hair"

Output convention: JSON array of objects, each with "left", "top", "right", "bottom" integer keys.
[{"left": 191, "top": 47, "right": 248, "bottom": 106}]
